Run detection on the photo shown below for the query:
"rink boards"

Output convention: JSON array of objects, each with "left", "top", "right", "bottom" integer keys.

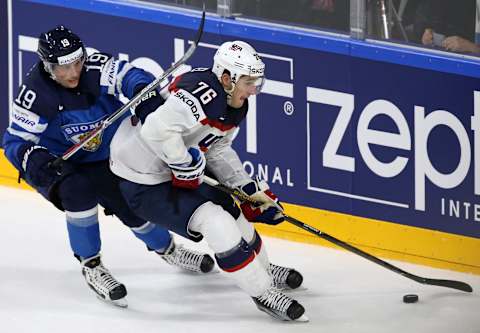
[{"left": 1, "top": 0, "right": 479, "bottom": 274}]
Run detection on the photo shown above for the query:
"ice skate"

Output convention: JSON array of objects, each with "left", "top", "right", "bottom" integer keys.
[
  {"left": 158, "top": 239, "right": 215, "bottom": 273},
  {"left": 269, "top": 263, "right": 303, "bottom": 290},
  {"left": 253, "top": 286, "right": 308, "bottom": 322},
  {"left": 81, "top": 255, "right": 128, "bottom": 308}
]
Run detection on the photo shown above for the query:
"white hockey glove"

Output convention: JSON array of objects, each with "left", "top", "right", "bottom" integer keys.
[
  {"left": 239, "top": 177, "right": 285, "bottom": 225},
  {"left": 169, "top": 147, "right": 206, "bottom": 190}
]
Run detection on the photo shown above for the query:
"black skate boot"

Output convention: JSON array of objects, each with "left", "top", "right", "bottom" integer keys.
[
  {"left": 269, "top": 264, "right": 303, "bottom": 290},
  {"left": 157, "top": 240, "right": 215, "bottom": 273},
  {"left": 252, "top": 287, "right": 308, "bottom": 322},
  {"left": 81, "top": 255, "right": 127, "bottom": 307}
]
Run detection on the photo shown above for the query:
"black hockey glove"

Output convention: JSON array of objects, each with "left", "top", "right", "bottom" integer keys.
[
  {"left": 21, "top": 145, "right": 61, "bottom": 188},
  {"left": 133, "top": 85, "right": 165, "bottom": 123}
]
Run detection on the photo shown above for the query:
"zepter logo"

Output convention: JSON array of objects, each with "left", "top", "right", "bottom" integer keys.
[{"left": 306, "top": 87, "right": 480, "bottom": 221}]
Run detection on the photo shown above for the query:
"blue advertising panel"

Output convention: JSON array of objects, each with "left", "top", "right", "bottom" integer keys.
[
  {"left": 0, "top": 1, "right": 8, "bottom": 131},
  {"left": 5, "top": 0, "right": 480, "bottom": 242}
]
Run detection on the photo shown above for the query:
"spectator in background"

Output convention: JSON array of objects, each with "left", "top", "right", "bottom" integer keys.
[
  {"left": 414, "top": 0, "right": 479, "bottom": 55},
  {"left": 236, "top": 0, "right": 349, "bottom": 33},
  {"left": 300, "top": 0, "right": 349, "bottom": 32}
]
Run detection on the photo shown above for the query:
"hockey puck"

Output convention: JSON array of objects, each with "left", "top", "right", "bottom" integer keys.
[{"left": 403, "top": 294, "right": 419, "bottom": 303}]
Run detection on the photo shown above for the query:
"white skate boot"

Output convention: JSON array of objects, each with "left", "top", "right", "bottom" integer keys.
[
  {"left": 157, "top": 239, "right": 215, "bottom": 273},
  {"left": 81, "top": 255, "right": 128, "bottom": 308},
  {"left": 269, "top": 264, "right": 303, "bottom": 290},
  {"left": 253, "top": 286, "right": 308, "bottom": 322}
]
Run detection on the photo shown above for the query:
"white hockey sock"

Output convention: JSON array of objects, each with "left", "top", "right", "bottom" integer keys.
[
  {"left": 237, "top": 213, "right": 270, "bottom": 270},
  {"left": 226, "top": 255, "right": 271, "bottom": 297},
  {"left": 189, "top": 202, "right": 271, "bottom": 296}
]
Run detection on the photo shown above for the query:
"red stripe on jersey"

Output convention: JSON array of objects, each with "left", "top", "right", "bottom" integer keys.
[
  {"left": 200, "top": 118, "right": 236, "bottom": 131},
  {"left": 168, "top": 75, "right": 183, "bottom": 92},
  {"left": 222, "top": 253, "right": 256, "bottom": 273}
]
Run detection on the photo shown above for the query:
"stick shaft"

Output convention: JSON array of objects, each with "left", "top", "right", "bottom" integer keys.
[
  {"left": 203, "top": 175, "right": 473, "bottom": 293},
  {"left": 53, "top": 11, "right": 206, "bottom": 166}
]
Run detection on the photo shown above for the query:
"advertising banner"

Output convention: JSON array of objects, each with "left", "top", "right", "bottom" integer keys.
[
  {"left": 5, "top": 0, "right": 479, "bottom": 241},
  {"left": 0, "top": 1, "right": 8, "bottom": 130}
]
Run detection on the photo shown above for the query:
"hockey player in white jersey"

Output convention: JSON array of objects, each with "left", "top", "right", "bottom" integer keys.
[{"left": 110, "top": 41, "right": 307, "bottom": 321}]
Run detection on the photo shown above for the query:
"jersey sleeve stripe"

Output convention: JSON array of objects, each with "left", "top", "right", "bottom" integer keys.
[
  {"left": 6, "top": 127, "right": 41, "bottom": 144},
  {"left": 11, "top": 104, "right": 48, "bottom": 133},
  {"left": 115, "top": 61, "right": 134, "bottom": 96},
  {"left": 200, "top": 118, "right": 236, "bottom": 131},
  {"left": 99, "top": 58, "right": 119, "bottom": 95}
]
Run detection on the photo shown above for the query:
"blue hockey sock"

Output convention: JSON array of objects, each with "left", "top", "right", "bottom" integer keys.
[
  {"left": 131, "top": 222, "right": 172, "bottom": 252},
  {"left": 66, "top": 207, "right": 101, "bottom": 259}
]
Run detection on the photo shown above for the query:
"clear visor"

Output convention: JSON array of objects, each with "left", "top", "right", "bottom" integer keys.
[
  {"left": 45, "top": 56, "right": 85, "bottom": 76},
  {"left": 237, "top": 75, "right": 266, "bottom": 95}
]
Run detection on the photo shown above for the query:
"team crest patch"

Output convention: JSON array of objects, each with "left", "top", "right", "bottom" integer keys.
[{"left": 62, "top": 119, "right": 104, "bottom": 152}]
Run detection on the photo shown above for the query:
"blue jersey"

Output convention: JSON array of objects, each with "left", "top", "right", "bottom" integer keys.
[{"left": 2, "top": 52, "right": 156, "bottom": 171}]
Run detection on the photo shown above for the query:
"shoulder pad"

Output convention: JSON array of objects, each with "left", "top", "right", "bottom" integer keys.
[
  {"left": 15, "top": 63, "right": 60, "bottom": 119},
  {"left": 170, "top": 70, "right": 223, "bottom": 94},
  {"left": 81, "top": 52, "right": 114, "bottom": 97},
  {"left": 168, "top": 70, "right": 227, "bottom": 122},
  {"left": 85, "top": 52, "right": 113, "bottom": 67}
]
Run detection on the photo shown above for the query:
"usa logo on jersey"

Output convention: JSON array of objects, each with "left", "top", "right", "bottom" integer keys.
[{"left": 62, "top": 118, "right": 105, "bottom": 152}]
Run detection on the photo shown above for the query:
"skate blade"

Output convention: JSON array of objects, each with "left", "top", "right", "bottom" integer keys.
[
  {"left": 207, "top": 267, "right": 220, "bottom": 274},
  {"left": 294, "top": 314, "right": 309, "bottom": 322},
  {"left": 283, "top": 286, "right": 308, "bottom": 293},
  {"left": 256, "top": 306, "right": 308, "bottom": 322},
  {"left": 96, "top": 295, "right": 128, "bottom": 308}
]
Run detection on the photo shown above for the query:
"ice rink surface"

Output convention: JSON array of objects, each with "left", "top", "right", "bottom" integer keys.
[{"left": 0, "top": 186, "right": 479, "bottom": 333}]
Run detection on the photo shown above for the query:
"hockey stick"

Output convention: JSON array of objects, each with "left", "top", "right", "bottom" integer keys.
[
  {"left": 51, "top": 11, "right": 206, "bottom": 168},
  {"left": 202, "top": 175, "right": 473, "bottom": 293}
]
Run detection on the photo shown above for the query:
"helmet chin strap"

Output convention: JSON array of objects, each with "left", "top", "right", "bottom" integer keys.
[
  {"left": 223, "top": 74, "right": 237, "bottom": 107},
  {"left": 225, "top": 83, "right": 235, "bottom": 106}
]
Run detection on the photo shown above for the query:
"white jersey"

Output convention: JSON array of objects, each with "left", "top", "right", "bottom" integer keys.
[{"left": 109, "top": 69, "right": 252, "bottom": 188}]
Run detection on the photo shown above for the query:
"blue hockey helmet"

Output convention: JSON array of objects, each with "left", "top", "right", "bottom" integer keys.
[{"left": 37, "top": 25, "right": 86, "bottom": 71}]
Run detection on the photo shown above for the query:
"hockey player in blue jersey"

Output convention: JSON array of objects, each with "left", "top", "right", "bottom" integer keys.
[
  {"left": 109, "top": 41, "right": 307, "bottom": 321},
  {"left": 2, "top": 26, "right": 214, "bottom": 307}
]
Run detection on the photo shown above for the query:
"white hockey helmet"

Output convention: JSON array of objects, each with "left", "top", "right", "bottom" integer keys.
[{"left": 212, "top": 41, "right": 265, "bottom": 96}]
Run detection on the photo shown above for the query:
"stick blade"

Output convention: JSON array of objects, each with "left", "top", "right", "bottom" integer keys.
[{"left": 423, "top": 278, "right": 473, "bottom": 292}]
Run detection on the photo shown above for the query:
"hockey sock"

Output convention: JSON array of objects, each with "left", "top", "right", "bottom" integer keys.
[
  {"left": 220, "top": 247, "right": 271, "bottom": 297},
  {"left": 236, "top": 212, "right": 256, "bottom": 241},
  {"left": 66, "top": 206, "right": 101, "bottom": 259},
  {"left": 130, "top": 222, "right": 172, "bottom": 252},
  {"left": 237, "top": 213, "right": 270, "bottom": 270},
  {"left": 189, "top": 202, "right": 271, "bottom": 296}
]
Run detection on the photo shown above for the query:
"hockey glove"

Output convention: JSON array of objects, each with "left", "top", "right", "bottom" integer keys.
[
  {"left": 133, "top": 85, "right": 165, "bottom": 124},
  {"left": 169, "top": 147, "right": 206, "bottom": 190},
  {"left": 239, "top": 177, "right": 285, "bottom": 225},
  {"left": 21, "top": 145, "right": 61, "bottom": 188}
]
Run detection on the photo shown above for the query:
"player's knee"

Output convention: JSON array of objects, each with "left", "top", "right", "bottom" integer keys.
[
  {"left": 189, "top": 201, "right": 242, "bottom": 253},
  {"left": 58, "top": 173, "right": 97, "bottom": 211}
]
